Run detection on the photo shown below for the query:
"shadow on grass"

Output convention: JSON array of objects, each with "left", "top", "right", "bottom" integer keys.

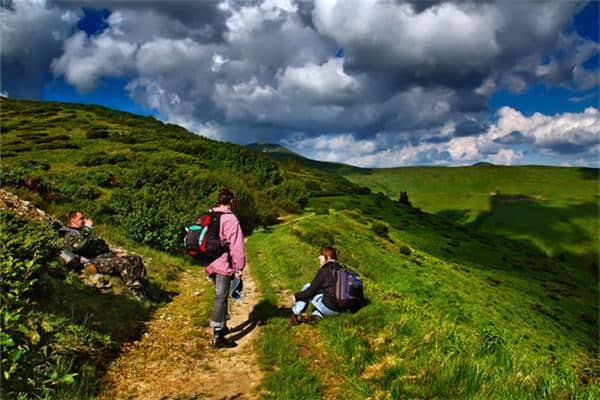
[
  {"left": 228, "top": 299, "right": 289, "bottom": 342},
  {"left": 431, "top": 194, "right": 599, "bottom": 275},
  {"left": 436, "top": 209, "right": 472, "bottom": 224},
  {"left": 578, "top": 167, "right": 599, "bottom": 180},
  {"left": 466, "top": 194, "right": 598, "bottom": 268},
  {"left": 37, "top": 276, "right": 158, "bottom": 343}
]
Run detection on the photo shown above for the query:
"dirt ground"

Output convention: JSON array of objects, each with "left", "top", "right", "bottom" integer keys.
[{"left": 98, "top": 263, "right": 264, "bottom": 400}]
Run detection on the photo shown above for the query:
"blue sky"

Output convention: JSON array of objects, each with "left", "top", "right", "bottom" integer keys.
[{"left": 2, "top": 0, "right": 599, "bottom": 167}]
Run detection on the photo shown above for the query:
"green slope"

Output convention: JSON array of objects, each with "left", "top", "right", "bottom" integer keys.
[
  {"left": 342, "top": 166, "right": 600, "bottom": 268},
  {"left": 0, "top": 98, "right": 365, "bottom": 249},
  {"left": 2, "top": 100, "right": 598, "bottom": 398},
  {"left": 247, "top": 144, "right": 599, "bottom": 270},
  {"left": 249, "top": 194, "right": 599, "bottom": 399}
]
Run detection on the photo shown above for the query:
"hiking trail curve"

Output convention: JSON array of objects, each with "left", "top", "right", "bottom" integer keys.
[{"left": 98, "top": 261, "right": 264, "bottom": 400}]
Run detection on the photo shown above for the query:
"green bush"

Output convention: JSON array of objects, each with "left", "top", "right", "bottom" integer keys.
[
  {"left": 0, "top": 210, "right": 76, "bottom": 397},
  {"left": 85, "top": 125, "right": 109, "bottom": 139},
  {"left": 293, "top": 226, "right": 337, "bottom": 249},
  {"left": 77, "top": 151, "right": 130, "bottom": 166},
  {"left": 399, "top": 244, "right": 412, "bottom": 255},
  {"left": 371, "top": 221, "right": 389, "bottom": 238}
]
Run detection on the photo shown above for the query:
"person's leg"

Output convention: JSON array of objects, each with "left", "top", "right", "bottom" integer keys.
[
  {"left": 109, "top": 255, "right": 150, "bottom": 299},
  {"left": 290, "top": 283, "right": 310, "bottom": 325},
  {"left": 210, "top": 274, "right": 236, "bottom": 348},
  {"left": 210, "top": 273, "right": 233, "bottom": 328},
  {"left": 311, "top": 294, "right": 339, "bottom": 318}
]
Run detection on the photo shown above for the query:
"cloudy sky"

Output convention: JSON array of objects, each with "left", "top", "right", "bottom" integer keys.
[{"left": 2, "top": 0, "right": 599, "bottom": 167}]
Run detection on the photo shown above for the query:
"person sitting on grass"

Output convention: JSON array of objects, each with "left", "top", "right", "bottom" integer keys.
[
  {"left": 290, "top": 246, "right": 363, "bottom": 325},
  {"left": 59, "top": 210, "right": 151, "bottom": 300}
]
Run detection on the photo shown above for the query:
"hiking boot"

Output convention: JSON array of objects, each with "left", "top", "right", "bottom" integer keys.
[
  {"left": 221, "top": 325, "right": 230, "bottom": 336},
  {"left": 290, "top": 313, "right": 301, "bottom": 326},
  {"left": 212, "top": 332, "right": 237, "bottom": 349}
]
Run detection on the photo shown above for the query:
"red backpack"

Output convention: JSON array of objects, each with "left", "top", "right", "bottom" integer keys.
[{"left": 184, "top": 211, "right": 228, "bottom": 265}]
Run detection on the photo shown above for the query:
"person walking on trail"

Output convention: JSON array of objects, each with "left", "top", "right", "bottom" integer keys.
[
  {"left": 205, "top": 188, "right": 246, "bottom": 349},
  {"left": 60, "top": 211, "right": 151, "bottom": 300},
  {"left": 290, "top": 246, "right": 364, "bottom": 325}
]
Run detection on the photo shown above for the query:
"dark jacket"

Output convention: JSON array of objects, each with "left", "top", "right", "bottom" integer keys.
[
  {"left": 60, "top": 226, "right": 110, "bottom": 259},
  {"left": 294, "top": 261, "right": 342, "bottom": 311}
]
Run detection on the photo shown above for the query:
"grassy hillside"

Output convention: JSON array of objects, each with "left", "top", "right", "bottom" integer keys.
[
  {"left": 247, "top": 142, "right": 365, "bottom": 176},
  {"left": 0, "top": 98, "right": 365, "bottom": 248},
  {"left": 248, "top": 194, "right": 599, "bottom": 399},
  {"left": 342, "top": 166, "right": 600, "bottom": 269},
  {"left": 248, "top": 144, "right": 599, "bottom": 270},
  {"left": 0, "top": 98, "right": 364, "bottom": 397},
  {"left": 1, "top": 100, "right": 598, "bottom": 398}
]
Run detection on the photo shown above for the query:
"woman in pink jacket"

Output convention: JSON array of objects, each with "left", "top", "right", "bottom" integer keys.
[{"left": 205, "top": 188, "right": 246, "bottom": 349}]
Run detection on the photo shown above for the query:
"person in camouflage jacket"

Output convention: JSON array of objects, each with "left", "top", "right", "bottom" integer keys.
[{"left": 60, "top": 211, "right": 150, "bottom": 300}]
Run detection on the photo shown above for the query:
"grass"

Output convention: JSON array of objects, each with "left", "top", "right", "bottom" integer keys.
[
  {"left": 247, "top": 194, "right": 599, "bottom": 399},
  {"left": 340, "top": 166, "right": 599, "bottom": 269},
  {"left": 2, "top": 98, "right": 598, "bottom": 398}
]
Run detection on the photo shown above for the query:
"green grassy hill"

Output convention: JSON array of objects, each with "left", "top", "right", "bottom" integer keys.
[
  {"left": 341, "top": 166, "right": 600, "bottom": 270},
  {"left": 248, "top": 144, "right": 599, "bottom": 273},
  {"left": 1, "top": 100, "right": 598, "bottom": 398},
  {"left": 250, "top": 195, "right": 599, "bottom": 399},
  {"left": 0, "top": 98, "right": 366, "bottom": 247}
]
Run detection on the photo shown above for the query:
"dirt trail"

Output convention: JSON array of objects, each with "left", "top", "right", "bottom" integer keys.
[{"left": 98, "top": 263, "right": 264, "bottom": 400}]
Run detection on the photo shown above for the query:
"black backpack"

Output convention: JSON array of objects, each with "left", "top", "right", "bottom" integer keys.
[
  {"left": 334, "top": 265, "right": 365, "bottom": 312},
  {"left": 183, "top": 211, "right": 228, "bottom": 265}
]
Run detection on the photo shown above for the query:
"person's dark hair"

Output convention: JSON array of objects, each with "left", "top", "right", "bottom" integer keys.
[
  {"left": 68, "top": 210, "right": 82, "bottom": 222},
  {"left": 218, "top": 188, "right": 235, "bottom": 206},
  {"left": 321, "top": 246, "right": 338, "bottom": 260}
]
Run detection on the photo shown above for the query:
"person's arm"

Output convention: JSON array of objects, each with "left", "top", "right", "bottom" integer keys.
[
  {"left": 223, "top": 214, "right": 245, "bottom": 274},
  {"left": 294, "top": 268, "right": 328, "bottom": 302},
  {"left": 63, "top": 227, "right": 92, "bottom": 253}
]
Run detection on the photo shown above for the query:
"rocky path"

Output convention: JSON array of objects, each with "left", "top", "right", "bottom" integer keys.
[{"left": 98, "top": 263, "right": 264, "bottom": 400}]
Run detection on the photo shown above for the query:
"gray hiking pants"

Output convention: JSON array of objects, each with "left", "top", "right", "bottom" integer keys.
[{"left": 209, "top": 273, "right": 232, "bottom": 329}]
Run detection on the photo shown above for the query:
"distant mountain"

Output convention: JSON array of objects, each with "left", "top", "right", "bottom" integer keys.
[
  {"left": 246, "top": 142, "right": 297, "bottom": 155},
  {"left": 245, "top": 142, "right": 366, "bottom": 175},
  {"left": 472, "top": 161, "right": 495, "bottom": 167}
]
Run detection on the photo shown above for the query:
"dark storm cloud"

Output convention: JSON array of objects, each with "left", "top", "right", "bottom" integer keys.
[
  {"left": 1, "top": 0, "right": 79, "bottom": 98},
  {"left": 54, "top": 0, "right": 230, "bottom": 42},
  {"left": 547, "top": 142, "right": 597, "bottom": 155},
  {"left": 494, "top": 130, "right": 534, "bottom": 145},
  {"left": 2, "top": 0, "right": 599, "bottom": 166},
  {"left": 453, "top": 120, "right": 488, "bottom": 137}
]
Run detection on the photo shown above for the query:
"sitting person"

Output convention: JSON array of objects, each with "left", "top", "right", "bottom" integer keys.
[
  {"left": 59, "top": 210, "right": 151, "bottom": 300},
  {"left": 290, "top": 246, "right": 364, "bottom": 325}
]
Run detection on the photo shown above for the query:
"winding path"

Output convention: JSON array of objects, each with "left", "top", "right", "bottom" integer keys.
[{"left": 98, "top": 263, "right": 264, "bottom": 400}]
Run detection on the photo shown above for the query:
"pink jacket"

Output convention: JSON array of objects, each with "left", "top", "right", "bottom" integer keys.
[{"left": 204, "top": 206, "right": 245, "bottom": 276}]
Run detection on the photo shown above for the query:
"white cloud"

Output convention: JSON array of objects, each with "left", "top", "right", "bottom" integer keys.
[
  {"left": 136, "top": 37, "right": 211, "bottom": 75},
  {"left": 278, "top": 57, "right": 359, "bottom": 100},
  {"left": 6, "top": 0, "right": 597, "bottom": 167},
  {"left": 313, "top": 0, "right": 501, "bottom": 72},
  {"left": 492, "top": 106, "right": 600, "bottom": 151},
  {"left": 211, "top": 54, "right": 230, "bottom": 72},
  {"left": 51, "top": 31, "right": 137, "bottom": 92},
  {"left": 488, "top": 148, "right": 523, "bottom": 165},
  {"left": 222, "top": 0, "right": 298, "bottom": 42},
  {"left": 283, "top": 107, "right": 599, "bottom": 167}
]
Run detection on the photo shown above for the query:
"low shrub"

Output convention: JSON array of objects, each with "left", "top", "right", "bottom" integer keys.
[
  {"left": 371, "top": 221, "right": 389, "bottom": 238},
  {"left": 293, "top": 226, "right": 337, "bottom": 249},
  {"left": 85, "top": 125, "right": 109, "bottom": 139},
  {"left": 77, "top": 151, "right": 130, "bottom": 167},
  {"left": 0, "top": 210, "right": 72, "bottom": 397},
  {"left": 399, "top": 244, "right": 412, "bottom": 255}
]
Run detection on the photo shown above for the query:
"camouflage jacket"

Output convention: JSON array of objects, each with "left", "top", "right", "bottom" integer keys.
[{"left": 60, "top": 226, "right": 110, "bottom": 259}]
